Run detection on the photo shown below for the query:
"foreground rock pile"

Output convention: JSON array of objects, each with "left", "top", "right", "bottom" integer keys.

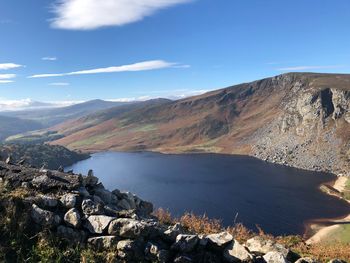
[{"left": 0, "top": 161, "right": 346, "bottom": 262}]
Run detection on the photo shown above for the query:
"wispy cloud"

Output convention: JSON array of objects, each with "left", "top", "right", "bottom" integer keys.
[
  {"left": 51, "top": 0, "right": 192, "bottom": 30},
  {"left": 42, "top": 57, "right": 57, "bottom": 61},
  {"left": 277, "top": 65, "right": 345, "bottom": 71},
  {"left": 0, "top": 98, "right": 83, "bottom": 111},
  {"left": 0, "top": 80, "right": 14, "bottom": 84},
  {"left": 0, "top": 63, "right": 23, "bottom": 70},
  {"left": 29, "top": 60, "right": 186, "bottom": 78},
  {"left": 0, "top": 74, "right": 16, "bottom": 80},
  {"left": 49, "top": 82, "right": 70, "bottom": 86}
]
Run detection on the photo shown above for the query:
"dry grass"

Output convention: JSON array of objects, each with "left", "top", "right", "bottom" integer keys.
[{"left": 153, "top": 208, "right": 350, "bottom": 262}]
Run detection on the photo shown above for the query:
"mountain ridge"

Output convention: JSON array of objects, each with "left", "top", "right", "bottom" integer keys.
[{"left": 48, "top": 72, "right": 349, "bottom": 175}]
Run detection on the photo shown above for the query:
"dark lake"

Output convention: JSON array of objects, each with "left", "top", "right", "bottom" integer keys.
[{"left": 66, "top": 152, "right": 350, "bottom": 236}]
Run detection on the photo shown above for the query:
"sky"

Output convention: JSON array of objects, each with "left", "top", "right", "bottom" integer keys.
[{"left": 0, "top": 0, "right": 350, "bottom": 109}]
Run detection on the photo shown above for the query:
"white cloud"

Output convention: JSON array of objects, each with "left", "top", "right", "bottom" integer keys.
[
  {"left": 49, "top": 82, "right": 70, "bottom": 86},
  {"left": 277, "top": 65, "right": 345, "bottom": 71},
  {"left": 51, "top": 0, "right": 192, "bottom": 30},
  {"left": 0, "top": 74, "right": 16, "bottom": 80},
  {"left": 42, "top": 57, "right": 57, "bottom": 61},
  {"left": 0, "top": 80, "right": 14, "bottom": 84},
  {"left": 29, "top": 60, "right": 186, "bottom": 78},
  {"left": 0, "top": 98, "right": 83, "bottom": 111},
  {"left": 0, "top": 63, "right": 23, "bottom": 70}
]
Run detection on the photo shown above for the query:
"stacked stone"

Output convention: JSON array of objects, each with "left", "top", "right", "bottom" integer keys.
[{"left": 0, "top": 162, "right": 346, "bottom": 263}]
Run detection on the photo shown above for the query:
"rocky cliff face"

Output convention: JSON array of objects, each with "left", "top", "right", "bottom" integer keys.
[
  {"left": 0, "top": 161, "right": 331, "bottom": 262},
  {"left": 252, "top": 73, "right": 350, "bottom": 176}
]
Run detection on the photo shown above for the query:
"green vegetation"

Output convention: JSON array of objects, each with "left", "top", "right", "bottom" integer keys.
[
  {"left": 5, "top": 130, "right": 64, "bottom": 144},
  {"left": 342, "top": 178, "right": 350, "bottom": 201}
]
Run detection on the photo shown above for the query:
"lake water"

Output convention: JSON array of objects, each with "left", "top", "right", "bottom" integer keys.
[{"left": 66, "top": 151, "right": 350, "bottom": 236}]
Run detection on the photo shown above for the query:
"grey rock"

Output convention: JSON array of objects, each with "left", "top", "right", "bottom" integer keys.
[
  {"left": 85, "top": 215, "right": 115, "bottom": 234},
  {"left": 64, "top": 208, "right": 81, "bottom": 228},
  {"left": 84, "top": 173, "right": 99, "bottom": 186},
  {"left": 144, "top": 242, "right": 170, "bottom": 262},
  {"left": 108, "top": 218, "right": 150, "bottom": 238},
  {"left": 246, "top": 236, "right": 290, "bottom": 257},
  {"left": 295, "top": 258, "right": 319, "bottom": 263},
  {"left": 224, "top": 240, "right": 253, "bottom": 262},
  {"left": 328, "top": 260, "right": 347, "bottom": 263},
  {"left": 38, "top": 195, "right": 58, "bottom": 208},
  {"left": 163, "top": 223, "right": 184, "bottom": 242},
  {"left": 117, "top": 239, "right": 144, "bottom": 261},
  {"left": 31, "top": 204, "right": 60, "bottom": 227},
  {"left": 172, "top": 234, "right": 199, "bottom": 253},
  {"left": 87, "top": 236, "right": 119, "bottom": 250},
  {"left": 60, "top": 193, "right": 77, "bottom": 208},
  {"left": 263, "top": 251, "right": 289, "bottom": 263},
  {"left": 81, "top": 199, "right": 104, "bottom": 216},
  {"left": 78, "top": 186, "right": 90, "bottom": 198},
  {"left": 94, "top": 185, "right": 118, "bottom": 205},
  {"left": 206, "top": 231, "right": 233, "bottom": 248},
  {"left": 174, "top": 256, "right": 193, "bottom": 263},
  {"left": 57, "top": 225, "right": 87, "bottom": 243}
]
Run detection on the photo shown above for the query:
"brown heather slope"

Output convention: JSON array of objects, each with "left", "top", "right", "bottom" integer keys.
[{"left": 51, "top": 73, "right": 350, "bottom": 175}]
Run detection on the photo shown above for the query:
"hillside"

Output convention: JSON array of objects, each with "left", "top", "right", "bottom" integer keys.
[
  {"left": 0, "top": 144, "right": 89, "bottom": 169},
  {"left": 0, "top": 115, "right": 43, "bottom": 141},
  {"left": 1, "top": 99, "right": 128, "bottom": 127},
  {"left": 50, "top": 73, "right": 350, "bottom": 175}
]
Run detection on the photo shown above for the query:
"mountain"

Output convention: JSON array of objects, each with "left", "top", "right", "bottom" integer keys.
[
  {"left": 0, "top": 115, "right": 43, "bottom": 141},
  {"left": 1, "top": 99, "right": 129, "bottom": 127},
  {"left": 51, "top": 73, "right": 350, "bottom": 175}
]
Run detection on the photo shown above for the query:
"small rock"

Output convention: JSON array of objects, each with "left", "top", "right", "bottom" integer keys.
[
  {"left": 82, "top": 199, "right": 104, "bottom": 216},
  {"left": 295, "top": 258, "right": 319, "bottom": 263},
  {"left": 172, "top": 234, "right": 199, "bottom": 253},
  {"left": 85, "top": 215, "right": 115, "bottom": 234},
  {"left": 246, "top": 236, "right": 290, "bottom": 258},
  {"left": 87, "top": 236, "right": 119, "bottom": 250},
  {"left": 108, "top": 218, "right": 150, "bottom": 238},
  {"left": 224, "top": 240, "right": 253, "bottom": 262},
  {"left": 145, "top": 242, "right": 170, "bottom": 262},
  {"left": 206, "top": 231, "right": 233, "bottom": 249},
  {"left": 60, "top": 193, "right": 77, "bottom": 208},
  {"left": 94, "top": 185, "right": 118, "bottom": 205},
  {"left": 78, "top": 186, "right": 90, "bottom": 198},
  {"left": 84, "top": 173, "right": 98, "bottom": 186},
  {"left": 57, "top": 225, "right": 87, "bottom": 243},
  {"left": 163, "top": 223, "right": 184, "bottom": 242},
  {"left": 328, "top": 260, "right": 347, "bottom": 263},
  {"left": 263, "top": 251, "right": 289, "bottom": 263},
  {"left": 174, "top": 256, "right": 193, "bottom": 263},
  {"left": 117, "top": 239, "right": 144, "bottom": 261},
  {"left": 64, "top": 208, "right": 81, "bottom": 228},
  {"left": 31, "top": 204, "right": 60, "bottom": 227},
  {"left": 38, "top": 195, "right": 58, "bottom": 208}
]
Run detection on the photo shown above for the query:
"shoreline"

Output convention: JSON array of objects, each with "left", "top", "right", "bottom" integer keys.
[{"left": 306, "top": 176, "right": 350, "bottom": 244}]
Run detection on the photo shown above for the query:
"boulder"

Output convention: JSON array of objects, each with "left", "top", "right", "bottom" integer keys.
[
  {"left": 87, "top": 236, "right": 119, "bottom": 250},
  {"left": 84, "top": 173, "right": 98, "bottom": 186},
  {"left": 60, "top": 193, "right": 77, "bottom": 208},
  {"left": 93, "top": 185, "right": 118, "bottom": 205},
  {"left": 144, "top": 242, "right": 170, "bottom": 263},
  {"left": 64, "top": 208, "right": 81, "bottom": 228},
  {"left": 163, "top": 223, "right": 184, "bottom": 242},
  {"left": 78, "top": 186, "right": 90, "bottom": 198},
  {"left": 57, "top": 225, "right": 87, "bottom": 243},
  {"left": 246, "top": 236, "right": 290, "bottom": 258},
  {"left": 263, "top": 251, "right": 289, "bottom": 263},
  {"left": 224, "top": 240, "right": 253, "bottom": 262},
  {"left": 117, "top": 239, "right": 144, "bottom": 261},
  {"left": 172, "top": 234, "right": 199, "bottom": 253},
  {"left": 108, "top": 218, "right": 150, "bottom": 238},
  {"left": 206, "top": 231, "right": 233, "bottom": 249},
  {"left": 81, "top": 199, "right": 104, "bottom": 216},
  {"left": 31, "top": 204, "right": 60, "bottom": 227},
  {"left": 85, "top": 215, "right": 116, "bottom": 234},
  {"left": 38, "top": 195, "right": 58, "bottom": 208}
]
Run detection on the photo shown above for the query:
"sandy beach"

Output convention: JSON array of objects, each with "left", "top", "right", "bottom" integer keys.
[{"left": 306, "top": 176, "right": 350, "bottom": 244}]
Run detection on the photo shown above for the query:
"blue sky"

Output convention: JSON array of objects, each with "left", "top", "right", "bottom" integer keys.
[{"left": 0, "top": 0, "right": 350, "bottom": 108}]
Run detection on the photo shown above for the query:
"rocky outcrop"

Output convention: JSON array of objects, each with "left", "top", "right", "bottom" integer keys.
[{"left": 0, "top": 161, "right": 345, "bottom": 262}]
